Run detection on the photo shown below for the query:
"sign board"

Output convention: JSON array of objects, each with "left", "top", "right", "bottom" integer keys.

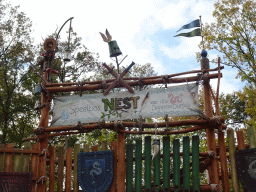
[
  {"left": 0, "top": 172, "right": 32, "bottom": 192},
  {"left": 236, "top": 148, "right": 256, "bottom": 191},
  {"left": 52, "top": 83, "right": 200, "bottom": 126},
  {"left": 78, "top": 150, "right": 114, "bottom": 192}
]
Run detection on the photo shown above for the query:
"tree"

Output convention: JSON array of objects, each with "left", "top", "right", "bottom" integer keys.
[
  {"left": 0, "top": 0, "right": 38, "bottom": 146},
  {"left": 199, "top": 0, "right": 256, "bottom": 126},
  {"left": 219, "top": 91, "right": 249, "bottom": 128}
]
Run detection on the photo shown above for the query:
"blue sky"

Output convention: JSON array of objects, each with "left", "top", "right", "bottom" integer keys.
[{"left": 10, "top": 0, "right": 244, "bottom": 94}]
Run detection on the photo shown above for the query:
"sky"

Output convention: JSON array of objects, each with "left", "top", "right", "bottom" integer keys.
[{"left": 9, "top": 0, "right": 245, "bottom": 95}]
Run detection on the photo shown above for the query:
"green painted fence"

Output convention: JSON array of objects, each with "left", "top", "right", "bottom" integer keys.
[{"left": 126, "top": 136, "right": 200, "bottom": 192}]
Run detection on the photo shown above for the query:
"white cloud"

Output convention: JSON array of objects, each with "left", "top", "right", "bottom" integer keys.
[{"left": 160, "top": 37, "right": 201, "bottom": 60}]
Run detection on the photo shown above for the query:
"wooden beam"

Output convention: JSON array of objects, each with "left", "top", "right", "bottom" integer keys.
[{"left": 45, "top": 73, "right": 222, "bottom": 93}]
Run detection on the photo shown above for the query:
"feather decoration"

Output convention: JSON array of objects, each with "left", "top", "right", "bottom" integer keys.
[
  {"left": 141, "top": 92, "right": 149, "bottom": 107},
  {"left": 50, "top": 116, "right": 61, "bottom": 126},
  {"left": 105, "top": 29, "right": 112, "bottom": 41},
  {"left": 99, "top": 29, "right": 112, "bottom": 43}
]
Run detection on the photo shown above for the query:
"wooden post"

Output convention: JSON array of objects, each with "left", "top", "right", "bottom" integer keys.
[
  {"left": 126, "top": 144, "right": 133, "bottom": 192},
  {"left": 65, "top": 147, "right": 73, "bottom": 192},
  {"left": 135, "top": 140, "right": 142, "bottom": 192},
  {"left": 182, "top": 136, "right": 190, "bottom": 191},
  {"left": 31, "top": 142, "right": 40, "bottom": 192},
  {"left": 236, "top": 130, "right": 246, "bottom": 150},
  {"left": 110, "top": 141, "right": 117, "bottom": 192},
  {"left": 37, "top": 70, "right": 50, "bottom": 192},
  {"left": 154, "top": 139, "right": 161, "bottom": 192},
  {"left": 92, "top": 145, "right": 98, "bottom": 151},
  {"left": 218, "top": 132, "right": 230, "bottom": 192},
  {"left": 201, "top": 56, "right": 220, "bottom": 184},
  {"left": 117, "top": 129, "right": 126, "bottom": 191},
  {"left": 101, "top": 140, "right": 108, "bottom": 151},
  {"left": 22, "top": 142, "right": 32, "bottom": 172},
  {"left": 173, "top": 139, "right": 180, "bottom": 192},
  {"left": 13, "top": 146, "right": 23, "bottom": 172},
  {"left": 4, "top": 143, "right": 13, "bottom": 172},
  {"left": 144, "top": 136, "right": 151, "bottom": 192},
  {"left": 83, "top": 144, "right": 89, "bottom": 152},
  {"left": 247, "top": 126, "right": 256, "bottom": 148},
  {"left": 73, "top": 144, "right": 80, "bottom": 192},
  {"left": 57, "top": 146, "right": 65, "bottom": 192},
  {"left": 227, "top": 129, "right": 240, "bottom": 192},
  {"left": 0, "top": 144, "right": 5, "bottom": 172},
  {"left": 48, "top": 146, "right": 55, "bottom": 192},
  {"left": 192, "top": 136, "right": 200, "bottom": 192}
]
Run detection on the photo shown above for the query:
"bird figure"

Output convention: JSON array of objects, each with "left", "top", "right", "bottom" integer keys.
[
  {"left": 99, "top": 29, "right": 112, "bottom": 43},
  {"left": 152, "top": 140, "right": 160, "bottom": 160}
]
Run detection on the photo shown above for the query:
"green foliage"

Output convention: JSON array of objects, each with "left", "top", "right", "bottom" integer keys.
[
  {"left": 0, "top": 0, "right": 37, "bottom": 146},
  {"left": 197, "top": 0, "right": 256, "bottom": 128},
  {"left": 238, "top": 86, "right": 255, "bottom": 127},
  {"left": 219, "top": 91, "right": 249, "bottom": 128}
]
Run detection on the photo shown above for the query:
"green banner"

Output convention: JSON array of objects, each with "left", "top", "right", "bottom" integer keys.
[{"left": 174, "top": 28, "right": 201, "bottom": 37}]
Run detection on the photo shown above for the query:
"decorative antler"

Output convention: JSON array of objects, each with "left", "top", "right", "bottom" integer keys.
[{"left": 99, "top": 29, "right": 112, "bottom": 43}]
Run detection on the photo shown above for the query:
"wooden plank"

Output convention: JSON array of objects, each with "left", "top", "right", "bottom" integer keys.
[
  {"left": 49, "top": 146, "right": 55, "bottom": 192},
  {"left": 247, "top": 126, "right": 256, "bottom": 148},
  {"left": 126, "top": 144, "right": 133, "bottom": 192},
  {"left": 22, "top": 141, "right": 32, "bottom": 172},
  {"left": 13, "top": 147, "right": 23, "bottom": 172},
  {"left": 0, "top": 144, "right": 5, "bottom": 172},
  {"left": 83, "top": 144, "right": 89, "bottom": 152},
  {"left": 102, "top": 140, "right": 108, "bottom": 151},
  {"left": 110, "top": 141, "right": 117, "bottom": 192},
  {"left": 227, "top": 129, "right": 240, "bottom": 192},
  {"left": 4, "top": 143, "right": 13, "bottom": 172},
  {"left": 57, "top": 146, "right": 65, "bottom": 192},
  {"left": 73, "top": 144, "right": 80, "bottom": 192},
  {"left": 144, "top": 136, "right": 151, "bottom": 191},
  {"left": 192, "top": 136, "right": 200, "bottom": 192},
  {"left": 182, "top": 136, "right": 190, "bottom": 192},
  {"left": 153, "top": 139, "right": 160, "bottom": 192},
  {"left": 173, "top": 139, "right": 180, "bottom": 192},
  {"left": 135, "top": 140, "right": 142, "bottom": 192},
  {"left": 31, "top": 142, "right": 40, "bottom": 192},
  {"left": 0, "top": 149, "right": 41, "bottom": 154},
  {"left": 92, "top": 145, "right": 98, "bottom": 151},
  {"left": 65, "top": 147, "right": 73, "bottom": 192},
  {"left": 218, "top": 132, "right": 230, "bottom": 192},
  {"left": 117, "top": 130, "right": 126, "bottom": 191},
  {"left": 236, "top": 130, "right": 246, "bottom": 150}
]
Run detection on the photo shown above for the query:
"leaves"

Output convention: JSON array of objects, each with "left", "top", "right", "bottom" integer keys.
[
  {"left": 0, "top": 0, "right": 37, "bottom": 146},
  {"left": 197, "top": 0, "right": 256, "bottom": 127}
]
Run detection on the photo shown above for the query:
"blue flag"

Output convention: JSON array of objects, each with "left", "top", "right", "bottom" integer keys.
[{"left": 177, "top": 19, "right": 200, "bottom": 32}]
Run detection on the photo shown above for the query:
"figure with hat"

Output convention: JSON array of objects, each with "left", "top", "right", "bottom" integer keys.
[{"left": 42, "top": 38, "right": 58, "bottom": 75}]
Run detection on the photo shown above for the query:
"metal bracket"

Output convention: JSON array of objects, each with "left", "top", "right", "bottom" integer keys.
[
  {"left": 76, "top": 121, "right": 83, "bottom": 132},
  {"left": 77, "top": 81, "right": 83, "bottom": 96},
  {"left": 138, "top": 115, "right": 143, "bottom": 134},
  {"left": 138, "top": 77, "right": 144, "bottom": 91},
  {"left": 100, "top": 80, "right": 107, "bottom": 91},
  {"left": 98, "top": 119, "right": 105, "bottom": 129},
  {"left": 165, "top": 114, "right": 169, "bottom": 134},
  {"left": 162, "top": 75, "right": 169, "bottom": 88}
]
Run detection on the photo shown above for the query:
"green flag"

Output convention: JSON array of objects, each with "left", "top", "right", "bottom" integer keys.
[{"left": 174, "top": 28, "right": 201, "bottom": 37}]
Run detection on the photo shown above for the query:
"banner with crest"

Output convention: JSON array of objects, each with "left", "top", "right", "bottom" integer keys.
[{"left": 52, "top": 83, "right": 200, "bottom": 126}]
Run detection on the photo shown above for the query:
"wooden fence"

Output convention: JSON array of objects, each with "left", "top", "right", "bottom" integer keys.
[
  {"left": 0, "top": 127, "right": 255, "bottom": 192},
  {"left": 126, "top": 136, "right": 200, "bottom": 192},
  {"left": 0, "top": 141, "right": 117, "bottom": 192}
]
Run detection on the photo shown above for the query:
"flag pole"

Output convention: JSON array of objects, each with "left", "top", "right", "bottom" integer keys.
[{"left": 199, "top": 15, "right": 205, "bottom": 49}]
